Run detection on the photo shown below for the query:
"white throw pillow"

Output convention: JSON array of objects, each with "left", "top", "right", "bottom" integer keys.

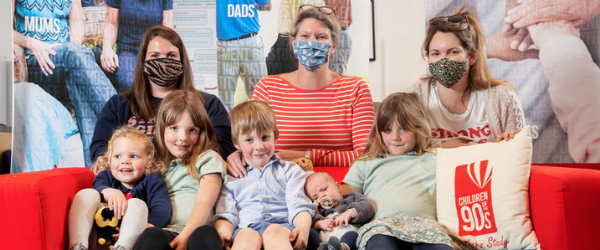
[{"left": 436, "top": 126, "right": 540, "bottom": 249}]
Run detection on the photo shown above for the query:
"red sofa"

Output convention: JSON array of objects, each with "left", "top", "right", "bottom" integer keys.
[{"left": 1, "top": 164, "right": 599, "bottom": 250}]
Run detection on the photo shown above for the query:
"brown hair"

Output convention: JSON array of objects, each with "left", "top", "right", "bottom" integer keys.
[
  {"left": 230, "top": 100, "right": 279, "bottom": 144},
  {"left": 125, "top": 25, "right": 203, "bottom": 121},
  {"left": 93, "top": 126, "right": 166, "bottom": 175},
  {"left": 289, "top": 7, "right": 341, "bottom": 49},
  {"left": 154, "top": 90, "right": 216, "bottom": 177},
  {"left": 421, "top": 4, "right": 512, "bottom": 92},
  {"left": 357, "top": 92, "right": 434, "bottom": 161}
]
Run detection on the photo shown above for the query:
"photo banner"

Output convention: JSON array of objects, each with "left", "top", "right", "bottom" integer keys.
[{"left": 424, "top": 0, "right": 600, "bottom": 163}]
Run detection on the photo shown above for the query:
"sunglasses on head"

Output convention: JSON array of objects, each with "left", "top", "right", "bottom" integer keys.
[
  {"left": 429, "top": 14, "right": 468, "bottom": 26},
  {"left": 299, "top": 4, "right": 336, "bottom": 15}
]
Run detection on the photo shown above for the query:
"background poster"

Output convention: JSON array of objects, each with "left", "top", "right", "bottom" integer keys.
[
  {"left": 10, "top": 0, "right": 371, "bottom": 172},
  {"left": 424, "top": 0, "right": 600, "bottom": 163}
]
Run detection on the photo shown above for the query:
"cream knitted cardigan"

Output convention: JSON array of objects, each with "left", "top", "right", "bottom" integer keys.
[{"left": 402, "top": 81, "right": 526, "bottom": 142}]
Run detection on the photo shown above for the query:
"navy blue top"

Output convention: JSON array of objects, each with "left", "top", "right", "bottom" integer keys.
[
  {"left": 90, "top": 91, "right": 235, "bottom": 162},
  {"left": 93, "top": 171, "right": 172, "bottom": 227},
  {"left": 107, "top": 0, "right": 172, "bottom": 53}
]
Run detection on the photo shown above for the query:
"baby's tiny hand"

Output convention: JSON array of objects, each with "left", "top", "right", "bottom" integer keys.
[
  {"left": 334, "top": 209, "right": 358, "bottom": 226},
  {"left": 314, "top": 219, "right": 334, "bottom": 231}
]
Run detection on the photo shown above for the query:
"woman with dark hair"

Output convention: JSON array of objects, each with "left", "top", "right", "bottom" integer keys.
[
  {"left": 404, "top": 4, "right": 525, "bottom": 148},
  {"left": 90, "top": 25, "right": 235, "bottom": 163}
]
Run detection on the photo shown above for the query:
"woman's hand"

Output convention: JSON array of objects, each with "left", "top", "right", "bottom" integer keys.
[
  {"left": 29, "top": 40, "right": 59, "bottom": 76},
  {"left": 276, "top": 150, "right": 305, "bottom": 161},
  {"left": 505, "top": 0, "right": 600, "bottom": 28},
  {"left": 496, "top": 130, "right": 521, "bottom": 142},
  {"left": 101, "top": 188, "right": 128, "bottom": 219},
  {"left": 226, "top": 150, "right": 247, "bottom": 178}
]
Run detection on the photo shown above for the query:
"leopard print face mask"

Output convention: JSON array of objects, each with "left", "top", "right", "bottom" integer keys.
[
  {"left": 143, "top": 58, "right": 184, "bottom": 87},
  {"left": 428, "top": 58, "right": 468, "bottom": 88}
]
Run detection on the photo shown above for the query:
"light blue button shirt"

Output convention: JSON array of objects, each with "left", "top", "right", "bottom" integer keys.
[{"left": 214, "top": 156, "right": 316, "bottom": 228}]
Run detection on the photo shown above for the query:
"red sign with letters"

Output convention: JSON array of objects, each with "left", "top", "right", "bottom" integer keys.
[{"left": 454, "top": 160, "right": 497, "bottom": 236}]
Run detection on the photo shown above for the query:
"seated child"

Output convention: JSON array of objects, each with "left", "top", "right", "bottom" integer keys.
[
  {"left": 68, "top": 126, "right": 172, "bottom": 250},
  {"left": 305, "top": 172, "right": 375, "bottom": 250},
  {"left": 343, "top": 92, "right": 452, "bottom": 250},
  {"left": 214, "top": 100, "right": 316, "bottom": 250}
]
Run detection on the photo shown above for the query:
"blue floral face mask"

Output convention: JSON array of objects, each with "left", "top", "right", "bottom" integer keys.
[{"left": 293, "top": 41, "right": 332, "bottom": 72}]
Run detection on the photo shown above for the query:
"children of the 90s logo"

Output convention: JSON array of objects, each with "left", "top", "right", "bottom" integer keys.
[{"left": 454, "top": 160, "right": 497, "bottom": 236}]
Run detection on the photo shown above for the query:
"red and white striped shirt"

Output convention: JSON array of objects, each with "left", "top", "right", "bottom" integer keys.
[{"left": 252, "top": 74, "right": 375, "bottom": 167}]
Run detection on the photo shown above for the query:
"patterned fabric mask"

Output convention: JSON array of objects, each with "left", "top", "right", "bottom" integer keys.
[
  {"left": 293, "top": 41, "right": 331, "bottom": 72},
  {"left": 143, "top": 58, "right": 184, "bottom": 87},
  {"left": 428, "top": 58, "right": 468, "bottom": 88}
]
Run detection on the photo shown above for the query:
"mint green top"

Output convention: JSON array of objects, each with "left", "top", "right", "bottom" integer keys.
[
  {"left": 163, "top": 150, "right": 227, "bottom": 230},
  {"left": 343, "top": 152, "right": 438, "bottom": 220}
]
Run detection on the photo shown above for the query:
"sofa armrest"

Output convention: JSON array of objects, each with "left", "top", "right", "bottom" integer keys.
[
  {"left": 530, "top": 165, "right": 600, "bottom": 250},
  {"left": 0, "top": 168, "right": 94, "bottom": 250}
]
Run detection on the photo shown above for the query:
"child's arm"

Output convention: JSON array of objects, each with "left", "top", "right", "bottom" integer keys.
[
  {"left": 170, "top": 173, "right": 222, "bottom": 250},
  {"left": 341, "top": 183, "right": 363, "bottom": 196},
  {"left": 215, "top": 219, "right": 235, "bottom": 250},
  {"left": 290, "top": 211, "right": 312, "bottom": 250},
  {"left": 145, "top": 173, "right": 173, "bottom": 228}
]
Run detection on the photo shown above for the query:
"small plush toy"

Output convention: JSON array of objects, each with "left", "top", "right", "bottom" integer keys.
[
  {"left": 94, "top": 206, "right": 121, "bottom": 249},
  {"left": 292, "top": 158, "right": 314, "bottom": 171}
]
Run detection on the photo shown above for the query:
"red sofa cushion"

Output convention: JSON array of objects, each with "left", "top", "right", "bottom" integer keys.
[
  {"left": 530, "top": 164, "right": 600, "bottom": 250},
  {"left": 0, "top": 168, "right": 94, "bottom": 250}
]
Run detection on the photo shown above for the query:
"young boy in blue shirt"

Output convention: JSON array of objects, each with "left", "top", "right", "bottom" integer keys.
[{"left": 214, "top": 100, "right": 315, "bottom": 250}]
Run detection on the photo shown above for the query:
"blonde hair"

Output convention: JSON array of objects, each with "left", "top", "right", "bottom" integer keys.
[
  {"left": 357, "top": 93, "right": 434, "bottom": 161},
  {"left": 290, "top": 6, "right": 341, "bottom": 48},
  {"left": 230, "top": 100, "right": 279, "bottom": 143},
  {"left": 93, "top": 126, "right": 166, "bottom": 175},
  {"left": 421, "top": 4, "right": 513, "bottom": 92},
  {"left": 154, "top": 90, "right": 216, "bottom": 177}
]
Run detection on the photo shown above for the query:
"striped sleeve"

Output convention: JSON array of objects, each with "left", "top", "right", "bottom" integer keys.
[{"left": 253, "top": 75, "right": 375, "bottom": 167}]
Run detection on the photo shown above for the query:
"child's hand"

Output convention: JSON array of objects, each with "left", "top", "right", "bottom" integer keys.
[
  {"left": 289, "top": 226, "right": 309, "bottom": 250},
  {"left": 111, "top": 226, "right": 120, "bottom": 238},
  {"left": 496, "top": 130, "right": 520, "bottom": 142},
  {"left": 334, "top": 209, "right": 357, "bottom": 227},
  {"left": 219, "top": 233, "right": 232, "bottom": 250},
  {"left": 170, "top": 233, "right": 189, "bottom": 250},
  {"left": 102, "top": 188, "right": 128, "bottom": 219},
  {"left": 314, "top": 219, "right": 334, "bottom": 231}
]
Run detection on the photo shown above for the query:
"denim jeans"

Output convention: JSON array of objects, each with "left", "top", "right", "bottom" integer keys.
[{"left": 27, "top": 42, "right": 117, "bottom": 167}]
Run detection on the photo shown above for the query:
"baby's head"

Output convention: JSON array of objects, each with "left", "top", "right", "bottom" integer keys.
[
  {"left": 94, "top": 126, "right": 164, "bottom": 188},
  {"left": 305, "top": 172, "right": 342, "bottom": 209},
  {"left": 230, "top": 100, "right": 279, "bottom": 169}
]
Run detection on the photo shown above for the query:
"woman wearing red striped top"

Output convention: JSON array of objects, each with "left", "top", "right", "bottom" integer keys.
[{"left": 227, "top": 5, "right": 375, "bottom": 177}]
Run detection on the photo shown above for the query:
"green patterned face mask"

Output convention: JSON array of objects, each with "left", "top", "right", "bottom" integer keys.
[{"left": 428, "top": 58, "right": 468, "bottom": 88}]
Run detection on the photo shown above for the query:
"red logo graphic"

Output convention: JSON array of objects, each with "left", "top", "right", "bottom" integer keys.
[{"left": 454, "top": 160, "right": 497, "bottom": 236}]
